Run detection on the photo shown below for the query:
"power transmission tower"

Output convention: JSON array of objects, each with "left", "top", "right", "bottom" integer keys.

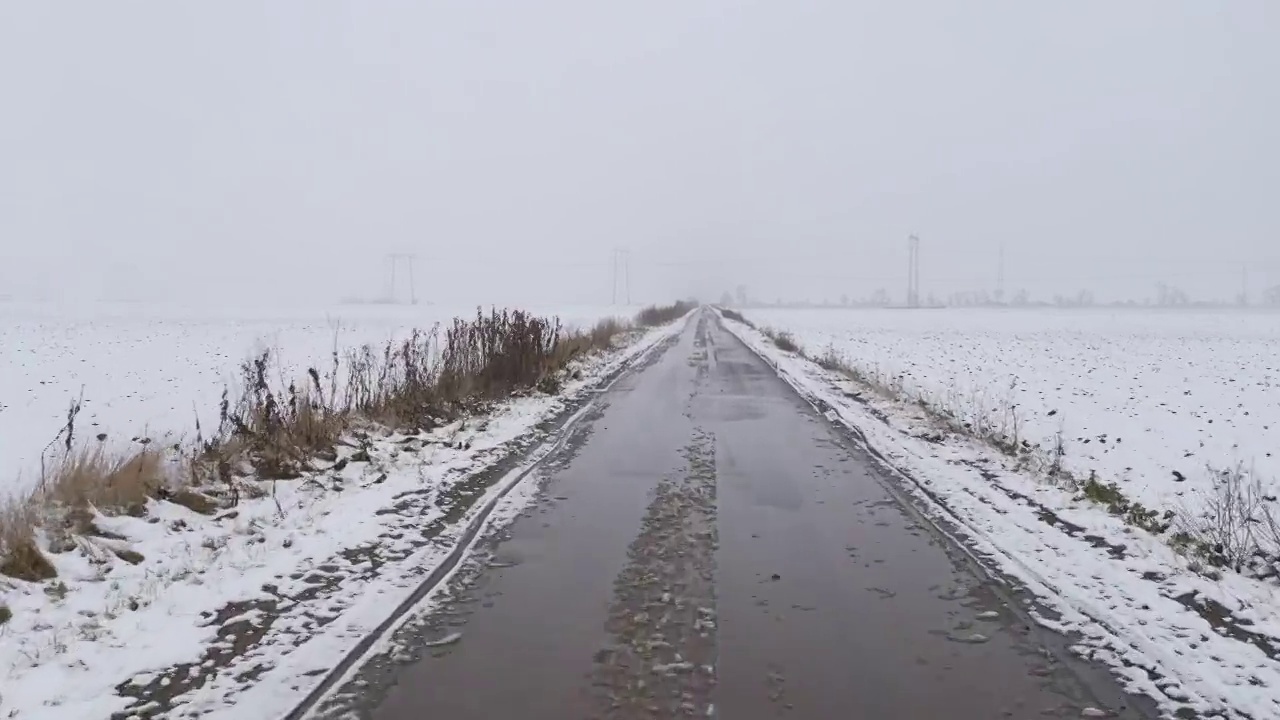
[
  {"left": 997, "top": 243, "right": 1005, "bottom": 303},
  {"left": 387, "top": 253, "right": 417, "bottom": 305},
  {"left": 906, "top": 234, "right": 921, "bottom": 308},
  {"left": 612, "top": 248, "right": 631, "bottom": 305}
]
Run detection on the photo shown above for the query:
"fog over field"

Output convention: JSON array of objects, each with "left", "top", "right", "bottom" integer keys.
[{"left": 2, "top": 1, "right": 1278, "bottom": 307}]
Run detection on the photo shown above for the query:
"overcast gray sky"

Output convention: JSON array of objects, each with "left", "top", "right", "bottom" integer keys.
[{"left": 1, "top": 1, "right": 1276, "bottom": 306}]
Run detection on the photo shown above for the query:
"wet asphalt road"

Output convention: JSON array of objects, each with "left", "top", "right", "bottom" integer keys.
[{"left": 353, "top": 310, "right": 1149, "bottom": 720}]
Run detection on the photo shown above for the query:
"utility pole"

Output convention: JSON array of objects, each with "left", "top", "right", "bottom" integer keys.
[
  {"left": 387, "top": 253, "right": 417, "bottom": 305},
  {"left": 612, "top": 248, "right": 631, "bottom": 305},
  {"left": 997, "top": 243, "right": 1005, "bottom": 303},
  {"left": 407, "top": 255, "right": 416, "bottom": 305},
  {"left": 914, "top": 235, "right": 920, "bottom": 307},
  {"left": 906, "top": 234, "right": 921, "bottom": 308}
]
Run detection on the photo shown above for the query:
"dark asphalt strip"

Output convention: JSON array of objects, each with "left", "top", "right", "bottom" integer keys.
[
  {"left": 305, "top": 309, "right": 1157, "bottom": 720},
  {"left": 714, "top": 311, "right": 1160, "bottom": 719},
  {"left": 280, "top": 326, "right": 684, "bottom": 720}
]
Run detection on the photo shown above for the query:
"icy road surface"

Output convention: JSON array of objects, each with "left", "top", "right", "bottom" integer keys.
[{"left": 315, "top": 309, "right": 1149, "bottom": 720}]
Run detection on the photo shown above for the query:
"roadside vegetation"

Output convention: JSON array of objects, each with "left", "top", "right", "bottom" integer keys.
[
  {"left": 0, "top": 303, "right": 695, "bottom": 596},
  {"left": 717, "top": 306, "right": 1280, "bottom": 583},
  {"left": 636, "top": 299, "right": 698, "bottom": 327}
]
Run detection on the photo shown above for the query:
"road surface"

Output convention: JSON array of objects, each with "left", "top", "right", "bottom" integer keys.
[{"left": 328, "top": 309, "right": 1151, "bottom": 719}]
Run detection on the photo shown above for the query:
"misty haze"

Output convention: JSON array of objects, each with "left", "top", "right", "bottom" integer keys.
[{"left": 1, "top": 3, "right": 1278, "bottom": 719}]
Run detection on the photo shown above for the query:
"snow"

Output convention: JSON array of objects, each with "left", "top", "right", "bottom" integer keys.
[
  {"left": 721, "top": 310, "right": 1280, "bottom": 720},
  {"left": 0, "top": 300, "right": 627, "bottom": 499},
  {"left": 0, "top": 306, "right": 685, "bottom": 720},
  {"left": 741, "top": 307, "right": 1280, "bottom": 512}
]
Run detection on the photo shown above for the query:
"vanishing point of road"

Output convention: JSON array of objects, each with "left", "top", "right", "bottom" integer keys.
[{"left": 330, "top": 309, "right": 1152, "bottom": 719}]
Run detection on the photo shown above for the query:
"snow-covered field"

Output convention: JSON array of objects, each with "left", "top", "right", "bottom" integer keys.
[
  {"left": 0, "top": 301, "right": 626, "bottom": 499},
  {"left": 721, "top": 311, "right": 1280, "bottom": 719},
  {"left": 743, "top": 307, "right": 1280, "bottom": 513}
]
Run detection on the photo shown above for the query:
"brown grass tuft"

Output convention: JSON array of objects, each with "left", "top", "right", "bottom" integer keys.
[
  {"left": 0, "top": 537, "right": 57, "bottom": 582},
  {"left": 44, "top": 447, "right": 167, "bottom": 517},
  {"left": 218, "top": 351, "right": 348, "bottom": 480},
  {"left": 166, "top": 489, "right": 220, "bottom": 516},
  {"left": 762, "top": 328, "right": 802, "bottom": 354},
  {"left": 554, "top": 318, "right": 629, "bottom": 370},
  {"left": 436, "top": 309, "right": 565, "bottom": 402}
]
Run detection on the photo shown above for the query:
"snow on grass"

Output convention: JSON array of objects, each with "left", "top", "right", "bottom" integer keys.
[
  {"left": 722, "top": 310, "right": 1280, "bottom": 720},
  {"left": 0, "top": 316, "right": 685, "bottom": 720},
  {"left": 0, "top": 301, "right": 627, "bottom": 499},
  {"left": 742, "top": 307, "right": 1280, "bottom": 513}
]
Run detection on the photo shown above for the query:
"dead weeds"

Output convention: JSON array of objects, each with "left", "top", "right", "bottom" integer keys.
[{"left": 635, "top": 300, "right": 696, "bottom": 327}]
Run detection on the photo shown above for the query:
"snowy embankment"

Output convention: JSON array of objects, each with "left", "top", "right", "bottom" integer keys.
[
  {"left": 0, "top": 303, "right": 687, "bottom": 720},
  {"left": 721, "top": 309, "right": 1280, "bottom": 720}
]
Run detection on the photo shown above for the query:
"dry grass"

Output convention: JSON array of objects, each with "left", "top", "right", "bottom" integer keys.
[
  {"left": 216, "top": 350, "right": 350, "bottom": 480},
  {"left": 635, "top": 300, "right": 696, "bottom": 327},
  {"left": 437, "top": 309, "right": 565, "bottom": 402},
  {"left": 555, "top": 318, "right": 629, "bottom": 374},
  {"left": 762, "top": 328, "right": 802, "bottom": 354},
  {"left": 0, "top": 306, "right": 651, "bottom": 583},
  {"left": 0, "top": 501, "right": 40, "bottom": 581},
  {"left": 1170, "top": 464, "right": 1280, "bottom": 577},
  {"left": 1, "top": 445, "right": 168, "bottom": 581},
  {"left": 44, "top": 446, "right": 168, "bottom": 517},
  {"left": 717, "top": 307, "right": 751, "bottom": 326},
  {"left": 0, "top": 535, "right": 56, "bottom": 583},
  {"left": 342, "top": 328, "right": 441, "bottom": 430}
]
